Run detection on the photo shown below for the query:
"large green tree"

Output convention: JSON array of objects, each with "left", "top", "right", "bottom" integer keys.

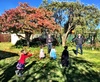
[
  {"left": 41, "top": 0, "right": 100, "bottom": 46},
  {"left": 0, "top": 3, "right": 60, "bottom": 46}
]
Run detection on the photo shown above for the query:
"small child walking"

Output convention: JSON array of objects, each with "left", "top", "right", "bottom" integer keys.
[
  {"left": 39, "top": 45, "right": 45, "bottom": 59},
  {"left": 15, "top": 49, "right": 32, "bottom": 76},
  {"left": 50, "top": 46, "right": 57, "bottom": 59},
  {"left": 61, "top": 46, "right": 69, "bottom": 67}
]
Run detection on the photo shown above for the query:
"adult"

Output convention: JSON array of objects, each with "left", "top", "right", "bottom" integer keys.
[
  {"left": 73, "top": 34, "right": 84, "bottom": 55},
  {"left": 46, "top": 34, "right": 53, "bottom": 53}
]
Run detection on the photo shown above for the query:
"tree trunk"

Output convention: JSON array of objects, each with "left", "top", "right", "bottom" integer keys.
[
  {"left": 62, "top": 31, "right": 69, "bottom": 46},
  {"left": 62, "top": 23, "right": 73, "bottom": 46},
  {"left": 62, "top": 34, "right": 66, "bottom": 46},
  {"left": 25, "top": 32, "right": 32, "bottom": 47}
]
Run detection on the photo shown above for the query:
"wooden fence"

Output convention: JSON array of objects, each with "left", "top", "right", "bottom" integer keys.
[{"left": 0, "top": 34, "right": 11, "bottom": 42}]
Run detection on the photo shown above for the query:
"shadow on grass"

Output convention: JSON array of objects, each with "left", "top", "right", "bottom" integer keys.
[
  {"left": 0, "top": 50, "right": 18, "bottom": 60},
  {"left": 63, "top": 57, "right": 100, "bottom": 82},
  {"left": 0, "top": 61, "right": 37, "bottom": 82},
  {"left": 22, "top": 59, "right": 57, "bottom": 82},
  {"left": 0, "top": 62, "right": 17, "bottom": 82},
  {"left": 72, "top": 49, "right": 82, "bottom": 55},
  {"left": 0, "top": 54, "right": 100, "bottom": 82}
]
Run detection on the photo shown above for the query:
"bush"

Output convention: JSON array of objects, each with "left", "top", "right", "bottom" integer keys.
[
  {"left": 15, "top": 39, "right": 27, "bottom": 48},
  {"left": 66, "top": 41, "right": 75, "bottom": 47}
]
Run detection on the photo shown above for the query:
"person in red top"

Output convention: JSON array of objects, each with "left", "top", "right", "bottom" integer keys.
[{"left": 15, "top": 49, "right": 32, "bottom": 76}]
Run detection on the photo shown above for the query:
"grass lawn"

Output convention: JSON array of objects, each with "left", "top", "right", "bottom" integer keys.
[{"left": 0, "top": 42, "right": 100, "bottom": 82}]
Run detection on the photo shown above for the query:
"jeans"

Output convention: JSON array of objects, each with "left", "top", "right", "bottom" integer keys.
[
  {"left": 47, "top": 43, "right": 52, "bottom": 53},
  {"left": 76, "top": 44, "right": 83, "bottom": 55}
]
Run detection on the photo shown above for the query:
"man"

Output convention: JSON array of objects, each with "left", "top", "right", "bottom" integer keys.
[
  {"left": 46, "top": 34, "right": 53, "bottom": 53},
  {"left": 73, "top": 34, "right": 84, "bottom": 55}
]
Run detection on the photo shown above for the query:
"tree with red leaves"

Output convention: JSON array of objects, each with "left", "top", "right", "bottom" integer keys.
[{"left": 0, "top": 3, "right": 60, "bottom": 46}]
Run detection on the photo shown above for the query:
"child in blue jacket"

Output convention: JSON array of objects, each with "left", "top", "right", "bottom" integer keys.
[{"left": 50, "top": 46, "right": 57, "bottom": 59}]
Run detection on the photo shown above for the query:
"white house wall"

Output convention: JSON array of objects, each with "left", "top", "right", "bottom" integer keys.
[{"left": 11, "top": 34, "right": 41, "bottom": 45}]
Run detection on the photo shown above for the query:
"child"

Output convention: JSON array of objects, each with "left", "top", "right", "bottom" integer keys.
[
  {"left": 39, "top": 45, "right": 45, "bottom": 59},
  {"left": 15, "top": 49, "right": 32, "bottom": 76},
  {"left": 61, "top": 46, "right": 69, "bottom": 67},
  {"left": 50, "top": 46, "right": 57, "bottom": 59}
]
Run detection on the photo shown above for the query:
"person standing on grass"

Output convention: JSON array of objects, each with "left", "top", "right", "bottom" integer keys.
[
  {"left": 61, "top": 46, "right": 69, "bottom": 67},
  {"left": 15, "top": 49, "right": 32, "bottom": 76},
  {"left": 72, "top": 34, "right": 84, "bottom": 55},
  {"left": 50, "top": 46, "right": 57, "bottom": 60},
  {"left": 39, "top": 45, "right": 45, "bottom": 59},
  {"left": 46, "top": 34, "right": 53, "bottom": 54}
]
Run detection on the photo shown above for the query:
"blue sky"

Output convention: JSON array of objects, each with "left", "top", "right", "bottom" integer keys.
[
  {"left": 0, "top": 0, "right": 42, "bottom": 15},
  {"left": 0, "top": 0, "right": 100, "bottom": 15},
  {"left": 81, "top": 0, "right": 100, "bottom": 9}
]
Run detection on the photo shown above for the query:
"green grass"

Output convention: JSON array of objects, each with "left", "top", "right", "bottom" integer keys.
[{"left": 0, "top": 42, "right": 100, "bottom": 82}]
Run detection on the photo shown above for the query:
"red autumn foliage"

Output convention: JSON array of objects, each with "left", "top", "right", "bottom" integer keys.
[{"left": 0, "top": 3, "right": 61, "bottom": 33}]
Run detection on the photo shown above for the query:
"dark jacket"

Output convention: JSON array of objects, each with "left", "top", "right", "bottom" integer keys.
[
  {"left": 46, "top": 37, "right": 53, "bottom": 44},
  {"left": 61, "top": 49, "right": 69, "bottom": 67},
  {"left": 73, "top": 36, "right": 84, "bottom": 45}
]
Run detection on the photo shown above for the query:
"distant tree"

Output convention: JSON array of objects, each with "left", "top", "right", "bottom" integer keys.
[
  {"left": 40, "top": 0, "right": 100, "bottom": 46},
  {"left": 0, "top": 3, "right": 60, "bottom": 46}
]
